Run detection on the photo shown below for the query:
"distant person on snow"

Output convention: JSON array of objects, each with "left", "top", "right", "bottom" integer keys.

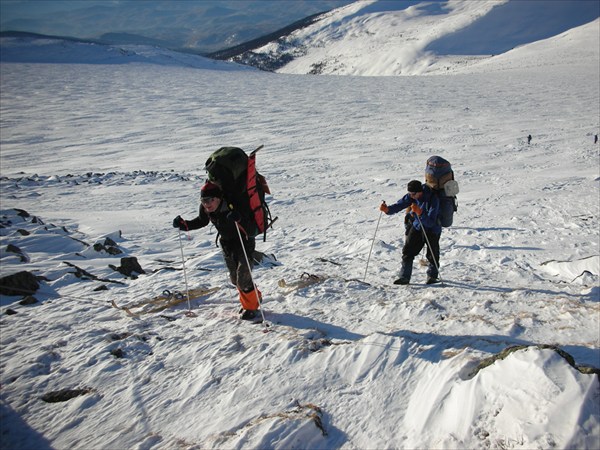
[
  {"left": 172, "top": 181, "right": 261, "bottom": 320},
  {"left": 595, "top": 134, "right": 598, "bottom": 144},
  {"left": 380, "top": 180, "right": 441, "bottom": 285},
  {"left": 527, "top": 134, "right": 532, "bottom": 145}
]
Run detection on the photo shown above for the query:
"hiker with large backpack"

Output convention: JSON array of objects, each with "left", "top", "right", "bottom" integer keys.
[
  {"left": 172, "top": 146, "right": 274, "bottom": 321},
  {"left": 379, "top": 156, "right": 458, "bottom": 285}
]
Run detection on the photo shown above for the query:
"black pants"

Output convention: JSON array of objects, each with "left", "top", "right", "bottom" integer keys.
[
  {"left": 401, "top": 226, "right": 440, "bottom": 278},
  {"left": 221, "top": 238, "right": 255, "bottom": 292}
]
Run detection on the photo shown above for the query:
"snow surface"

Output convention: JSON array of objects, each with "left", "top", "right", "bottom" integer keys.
[
  {"left": 248, "top": 0, "right": 599, "bottom": 76},
  {"left": 0, "top": 37, "right": 258, "bottom": 71},
  {"left": 1, "top": 12, "right": 600, "bottom": 450}
]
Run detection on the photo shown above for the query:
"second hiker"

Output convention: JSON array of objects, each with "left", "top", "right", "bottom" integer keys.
[
  {"left": 380, "top": 179, "right": 442, "bottom": 285},
  {"left": 172, "top": 181, "right": 261, "bottom": 320}
]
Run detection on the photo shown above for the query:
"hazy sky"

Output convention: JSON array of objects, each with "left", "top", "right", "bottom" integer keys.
[
  {"left": 0, "top": 0, "right": 354, "bottom": 51},
  {"left": 1, "top": 0, "right": 111, "bottom": 16},
  {"left": 0, "top": 0, "right": 351, "bottom": 21}
]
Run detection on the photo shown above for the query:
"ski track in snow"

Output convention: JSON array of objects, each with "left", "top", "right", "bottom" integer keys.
[{"left": 1, "top": 34, "right": 599, "bottom": 450}]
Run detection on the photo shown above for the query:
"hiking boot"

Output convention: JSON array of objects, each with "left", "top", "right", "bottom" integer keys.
[
  {"left": 393, "top": 278, "right": 410, "bottom": 285},
  {"left": 240, "top": 309, "right": 258, "bottom": 321},
  {"left": 426, "top": 277, "right": 440, "bottom": 285}
]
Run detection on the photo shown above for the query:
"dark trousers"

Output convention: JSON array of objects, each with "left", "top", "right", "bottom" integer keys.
[
  {"left": 221, "top": 238, "right": 255, "bottom": 292},
  {"left": 401, "top": 226, "right": 440, "bottom": 279}
]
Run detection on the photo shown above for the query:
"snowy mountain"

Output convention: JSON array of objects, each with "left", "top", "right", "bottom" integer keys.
[
  {"left": 226, "top": 0, "right": 600, "bottom": 75},
  {"left": 0, "top": 2, "right": 599, "bottom": 450},
  {"left": 0, "top": 32, "right": 257, "bottom": 70}
]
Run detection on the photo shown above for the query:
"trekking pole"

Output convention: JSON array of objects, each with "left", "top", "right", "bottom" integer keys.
[
  {"left": 414, "top": 214, "right": 444, "bottom": 286},
  {"left": 177, "top": 229, "right": 196, "bottom": 317},
  {"left": 234, "top": 223, "right": 269, "bottom": 331},
  {"left": 364, "top": 208, "right": 383, "bottom": 282}
]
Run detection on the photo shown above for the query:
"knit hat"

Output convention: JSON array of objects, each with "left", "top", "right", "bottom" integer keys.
[
  {"left": 407, "top": 180, "right": 423, "bottom": 193},
  {"left": 200, "top": 181, "right": 222, "bottom": 198}
]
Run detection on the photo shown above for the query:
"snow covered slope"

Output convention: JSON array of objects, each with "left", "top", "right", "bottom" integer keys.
[
  {"left": 0, "top": 35, "right": 256, "bottom": 71},
  {"left": 233, "top": 0, "right": 599, "bottom": 76},
  {"left": 439, "top": 18, "right": 600, "bottom": 74},
  {"left": 0, "top": 4, "right": 599, "bottom": 450}
]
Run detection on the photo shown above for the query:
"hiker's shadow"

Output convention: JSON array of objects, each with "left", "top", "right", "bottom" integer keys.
[
  {"left": 444, "top": 279, "right": 598, "bottom": 302},
  {"left": 270, "top": 312, "right": 365, "bottom": 341},
  {"left": 1, "top": 400, "right": 54, "bottom": 450},
  {"left": 453, "top": 244, "right": 544, "bottom": 251},
  {"left": 452, "top": 226, "right": 525, "bottom": 232},
  {"left": 381, "top": 329, "right": 599, "bottom": 370},
  {"left": 0, "top": 285, "right": 61, "bottom": 308}
]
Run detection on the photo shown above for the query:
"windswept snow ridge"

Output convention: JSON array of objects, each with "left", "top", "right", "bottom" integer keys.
[{"left": 0, "top": 36, "right": 256, "bottom": 71}]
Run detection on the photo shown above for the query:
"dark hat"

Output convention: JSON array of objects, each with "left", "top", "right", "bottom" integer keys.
[
  {"left": 200, "top": 181, "right": 222, "bottom": 198},
  {"left": 407, "top": 180, "right": 423, "bottom": 193}
]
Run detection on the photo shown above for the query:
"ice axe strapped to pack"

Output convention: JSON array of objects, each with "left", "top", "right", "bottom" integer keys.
[{"left": 204, "top": 145, "right": 276, "bottom": 241}]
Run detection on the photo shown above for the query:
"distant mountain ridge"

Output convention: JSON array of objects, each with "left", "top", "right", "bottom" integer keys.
[
  {"left": 207, "top": 12, "right": 325, "bottom": 65},
  {"left": 0, "top": 31, "right": 255, "bottom": 71},
  {"left": 0, "top": 0, "right": 354, "bottom": 54}
]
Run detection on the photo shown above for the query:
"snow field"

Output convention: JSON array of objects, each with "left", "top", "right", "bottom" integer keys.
[{"left": 1, "top": 31, "right": 599, "bottom": 450}]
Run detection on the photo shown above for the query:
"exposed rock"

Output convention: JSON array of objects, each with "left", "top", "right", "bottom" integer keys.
[
  {"left": 109, "top": 257, "right": 145, "bottom": 278},
  {"left": 108, "top": 332, "right": 131, "bottom": 341},
  {"left": 13, "top": 208, "right": 30, "bottom": 218},
  {"left": 110, "top": 348, "right": 125, "bottom": 358},
  {"left": 19, "top": 295, "right": 38, "bottom": 305},
  {"left": 40, "top": 388, "right": 93, "bottom": 403},
  {"left": 63, "top": 262, "right": 125, "bottom": 285},
  {"left": 0, "top": 271, "right": 40, "bottom": 296},
  {"left": 93, "top": 236, "right": 123, "bottom": 255},
  {"left": 469, "top": 344, "right": 599, "bottom": 377},
  {"left": 6, "top": 244, "right": 29, "bottom": 262}
]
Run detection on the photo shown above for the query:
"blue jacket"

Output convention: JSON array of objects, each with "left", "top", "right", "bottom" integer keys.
[{"left": 386, "top": 184, "right": 442, "bottom": 234}]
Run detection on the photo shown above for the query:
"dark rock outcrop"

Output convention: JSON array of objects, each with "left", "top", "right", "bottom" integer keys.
[
  {"left": 0, "top": 271, "right": 40, "bottom": 296},
  {"left": 109, "top": 257, "right": 146, "bottom": 278}
]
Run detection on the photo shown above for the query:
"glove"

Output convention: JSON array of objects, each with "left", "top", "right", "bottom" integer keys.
[
  {"left": 379, "top": 202, "right": 389, "bottom": 214},
  {"left": 227, "top": 210, "right": 241, "bottom": 223},
  {"left": 410, "top": 203, "right": 422, "bottom": 215},
  {"left": 172, "top": 215, "right": 186, "bottom": 230}
]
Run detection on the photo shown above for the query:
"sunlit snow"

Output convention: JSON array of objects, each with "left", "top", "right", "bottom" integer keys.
[{"left": 0, "top": 4, "right": 599, "bottom": 450}]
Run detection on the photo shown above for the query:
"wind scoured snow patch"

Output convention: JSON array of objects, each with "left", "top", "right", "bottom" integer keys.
[
  {"left": 540, "top": 255, "right": 600, "bottom": 284},
  {"left": 403, "top": 346, "right": 600, "bottom": 449},
  {"left": 201, "top": 400, "right": 328, "bottom": 449}
]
